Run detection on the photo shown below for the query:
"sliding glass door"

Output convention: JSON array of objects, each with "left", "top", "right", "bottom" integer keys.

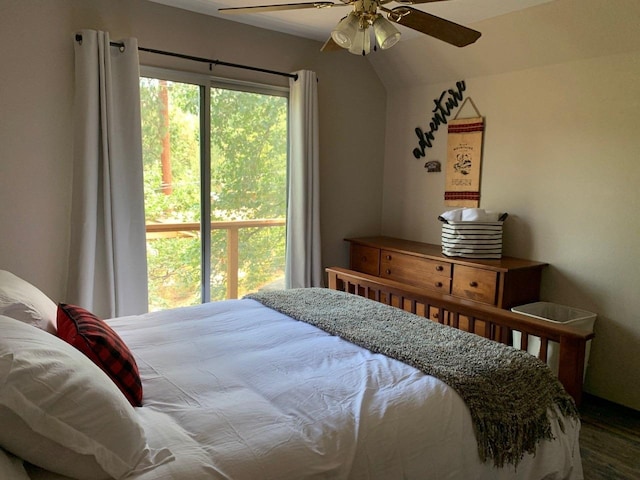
[{"left": 140, "top": 69, "right": 288, "bottom": 311}]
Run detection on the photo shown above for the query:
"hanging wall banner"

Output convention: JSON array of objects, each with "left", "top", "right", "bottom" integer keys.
[{"left": 444, "top": 99, "right": 484, "bottom": 207}]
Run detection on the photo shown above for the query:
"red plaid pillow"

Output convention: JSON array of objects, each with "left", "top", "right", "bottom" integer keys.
[{"left": 56, "top": 304, "right": 143, "bottom": 407}]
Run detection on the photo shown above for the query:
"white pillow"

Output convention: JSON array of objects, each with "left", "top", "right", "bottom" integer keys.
[
  {"left": 0, "top": 315, "right": 173, "bottom": 480},
  {"left": 0, "top": 270, "right": 57, "bottom": 333},
  {"left": 0, "top": 447, "right": 30, "bottom": 480}
]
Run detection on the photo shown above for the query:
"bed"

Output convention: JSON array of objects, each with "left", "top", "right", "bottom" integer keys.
[{"left": 0, "top": 269, "right": 586, "bottom": 480}]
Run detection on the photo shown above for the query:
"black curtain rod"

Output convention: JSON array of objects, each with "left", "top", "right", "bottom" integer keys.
[{"left": 74, "top": 34, "right": 298, "bottom": 81}]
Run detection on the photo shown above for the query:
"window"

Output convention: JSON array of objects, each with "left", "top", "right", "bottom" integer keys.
[{"left": 140, "top": 68, "right": 288, "bottom": 311}]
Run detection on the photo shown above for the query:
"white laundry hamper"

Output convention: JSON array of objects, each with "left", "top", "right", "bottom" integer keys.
[{"left": 511, "top": 302, "right": 595, "bottom": 379}]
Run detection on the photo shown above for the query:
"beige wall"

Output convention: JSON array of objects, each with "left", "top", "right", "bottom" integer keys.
[
  {"left": 0, "top": 0, "right": 385, "bottom": 299},
  {"left": 376, "top": 0, "right": 640, "bottom": 409}
]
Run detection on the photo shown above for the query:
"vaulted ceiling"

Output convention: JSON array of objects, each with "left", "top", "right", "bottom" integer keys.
[
  {"left": 144, "top": 1, "right": 640, "bottom": 90},
  {"left": 147, "top": 0, "right": 553, "bottom": 44}
]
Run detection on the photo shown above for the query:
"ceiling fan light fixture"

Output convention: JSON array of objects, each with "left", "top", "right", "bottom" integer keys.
[
  {"left": 348, "top": 26, "right": 371, "bottom": 56},
  {"left": 331, "top": 13, "right": 359, "bottom": 48},
  {"left": 373, "top": 16, "right": 401, "bottom": 50}
]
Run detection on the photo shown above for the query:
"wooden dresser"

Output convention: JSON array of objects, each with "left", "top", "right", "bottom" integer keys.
[{"left": 347, "top": 236, "right": 547, "bottom": 310}]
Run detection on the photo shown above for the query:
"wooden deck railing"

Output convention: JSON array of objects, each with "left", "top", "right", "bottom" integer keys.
[{"left": 146, "top": 219, "right": 285, "bottom": 299}]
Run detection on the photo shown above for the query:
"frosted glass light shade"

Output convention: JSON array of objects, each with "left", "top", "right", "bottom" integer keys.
[
  {"left": 331, "top": 13, "right": 359, "bottom": 48},
  {"left": 348, "top": 27, "right": 371, "bottom": 56},
  {"left": 373, "top": 17, "right": 401, "bottom": 50}
]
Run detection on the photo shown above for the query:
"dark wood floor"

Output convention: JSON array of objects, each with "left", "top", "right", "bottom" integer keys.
[{"left": 579, "top": 394, "right": 640, "bottom": 479}]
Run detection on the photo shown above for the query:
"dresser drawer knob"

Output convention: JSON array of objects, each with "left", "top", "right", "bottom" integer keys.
[
  {"left": 436, "top": 265, "right": 444, "bottom": 272},
  {"left": 385, "top": 269, "right": 391, "bottom": 275},
  {"left": 435, "top": 282, "right": 443, "bottom": 288},
  {"left": 386, "top": 255, "right": 392, "bottom": 260},
  {"left": 469, "top": 281, "right": 478, "bottom": 288},
  {"left": 433, "top": 312, "right": 439, "bottom": 319}
]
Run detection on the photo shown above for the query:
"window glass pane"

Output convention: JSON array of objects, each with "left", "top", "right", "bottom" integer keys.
[
  {"left": 209, "top": 89, "right": 287, "bottom": 300},
  {"left": 238, "top": 225, "right": 286, "bottom": 297},
  {"left": 140, "top": 70, "right": 288, "bottom": 309},
  {"left": 140, "top": 78, "right": 202, "bottom": 311}
]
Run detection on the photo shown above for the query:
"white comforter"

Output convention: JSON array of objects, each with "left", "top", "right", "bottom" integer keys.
[{"left": 29, "top": 299, "right": 583, "bottom": 480}]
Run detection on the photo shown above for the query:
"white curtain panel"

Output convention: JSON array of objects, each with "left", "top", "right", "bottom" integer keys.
[
  {"left": 286, "top": 70, "right": 323, "bottom": 288},
  {"left": 68, "top": 30, "right": 148, "bottom": 318}
]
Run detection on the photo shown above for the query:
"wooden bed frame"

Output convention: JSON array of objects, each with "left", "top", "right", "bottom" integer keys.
[{"left": 326, "top": 267, "right": 594, "bottom": 406}]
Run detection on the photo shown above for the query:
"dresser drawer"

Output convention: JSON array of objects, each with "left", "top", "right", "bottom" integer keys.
[
  {"left": 452, "top": 265, "right": 498, "bottom": 305},
  {"left": 380, "top": 250, "right": 452, "bottom": 293},
  {"left": 350, "top": 244, "right": 380, "bottom": 276}
]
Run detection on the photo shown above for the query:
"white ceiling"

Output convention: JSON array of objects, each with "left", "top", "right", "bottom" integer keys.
[{"left": 147, "top": 0, "right": 554, "bottom": 44}]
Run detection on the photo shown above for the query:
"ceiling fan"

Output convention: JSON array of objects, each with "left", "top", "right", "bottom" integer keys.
[{"left": 218, "top": 0, "right": 481, "bottom": 56}]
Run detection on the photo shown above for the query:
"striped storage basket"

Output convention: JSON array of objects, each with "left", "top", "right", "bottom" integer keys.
[{"left": 441, "top": 220, "right": 504, "bottom": 259}]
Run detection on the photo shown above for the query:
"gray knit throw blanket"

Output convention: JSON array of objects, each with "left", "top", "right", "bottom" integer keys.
[{"left": 246, "top": 288, "right": 579, "bottom": 467}]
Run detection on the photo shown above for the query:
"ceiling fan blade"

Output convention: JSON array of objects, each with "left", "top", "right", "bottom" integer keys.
[
  {"left": 388, "top": 6, "right": 481, "bottom": 47},
  {"left": 219, "top": 2, "right": 341, "bottom": 15},
  {"left": 321, "top": 37, "right": 344, "bottom": 52}
]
